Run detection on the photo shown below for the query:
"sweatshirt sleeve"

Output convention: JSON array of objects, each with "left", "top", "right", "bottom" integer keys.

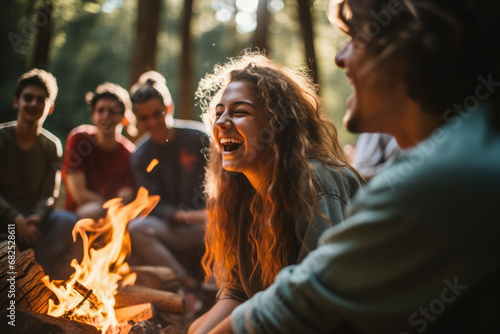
[
  {"left": 34, "top": 133, "right": 62, "bottom": 220},
  {"left": 231, "top": 158, "right": 500, "bottom": 334}
]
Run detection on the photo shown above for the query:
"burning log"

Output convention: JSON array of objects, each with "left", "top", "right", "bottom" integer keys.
[
  {"left": 12, "top": 309, "right": 100, "bottom": 334},
  {"left": 115, "top": 284, "right": 185, "bottom": 314},
  {"left": 115, "top": 303, "right": 153, "bottom": 323},
  {"left": 42, "top": 187, "right": 162, "bottom": 333},
  {"left": 0, "top": 241, "right": 54, "bottom": 315},
  {"left": 0, "top": 241, "right": 184, "bottom": 334},
  {"left": 130, "top": 265, "right": 179, "bottom": 292}
]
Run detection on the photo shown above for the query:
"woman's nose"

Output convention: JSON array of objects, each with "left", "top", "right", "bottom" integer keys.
[{"left": 215, "top": 112, "right": 230, "bottom": 129}]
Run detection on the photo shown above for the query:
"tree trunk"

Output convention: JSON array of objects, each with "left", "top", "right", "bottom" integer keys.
[
  {"left": 297, "top": 0, "right": 319, "bottom": 86},
  {"left": 32, "top": 2, "right": 53, "bottom": 70},
  {"left": 252, "top": 0, "right": 270, "bottom": 51},
  {"left": 130, "top": 0, "right": 161, "bottom": 86},
  {"left": 178, "top": 0, "right": 194, "bottom": 120}
]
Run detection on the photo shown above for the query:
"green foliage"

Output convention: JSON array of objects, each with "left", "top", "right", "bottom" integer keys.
[
  {"left": 1, "top": 0, "right": 356, "bottom": 147},
  {"left": 0, "top": 0, "right": 35, "bottom": 123}
]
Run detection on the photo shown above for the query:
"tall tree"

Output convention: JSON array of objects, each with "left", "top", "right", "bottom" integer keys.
[
  {"left": 252, "top": 0, "right": 270, "bottom": 51},
  {"left": 178, "top": 0, "right": 195, "bottom": 120},
  {"left": 32, "top": 1, "right": 53, "bottom": 70},
  {"left": 297, "top": 0, "right": 319, "bottom": 85},
  {"left": 130, "top": 0, "right": 161, "bottom": 86}
]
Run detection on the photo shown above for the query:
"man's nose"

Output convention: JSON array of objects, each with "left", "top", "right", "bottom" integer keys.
[{"left": 335, "top": 42, "right": 349, "bottom": 69}]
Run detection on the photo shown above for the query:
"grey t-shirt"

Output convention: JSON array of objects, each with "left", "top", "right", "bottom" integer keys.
[{"left": 219, "top": 160, "right": 361, "bottom": 303}]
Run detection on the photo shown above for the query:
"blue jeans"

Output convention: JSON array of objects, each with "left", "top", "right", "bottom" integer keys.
[{"left": 34, "top": 210, "right": 83, "bottom": 280}]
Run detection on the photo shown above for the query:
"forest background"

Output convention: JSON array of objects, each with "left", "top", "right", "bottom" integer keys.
[{"left": 0, "top": 0, "right": 356, "bottom": 145}]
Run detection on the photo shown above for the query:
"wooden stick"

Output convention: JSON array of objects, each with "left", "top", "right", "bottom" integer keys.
[
  {"left": 115, "top": 285, "right": 185, "bottom": 314},
  {"left": 114, "top": 303, "right": 153, "bottom": 323},
  {"left": 130, "top": 265, "right": 179, "bottom": 292},
  {"left": 14, "top": 309, "right": 100, "bottom": 334}
]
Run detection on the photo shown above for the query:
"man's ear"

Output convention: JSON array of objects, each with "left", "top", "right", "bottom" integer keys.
[
  {"left": 166, "top": 103, "right": 174, "bottom": 115},
  {"left": 12, "top": 97, "right": 19, "bottom": 110}
]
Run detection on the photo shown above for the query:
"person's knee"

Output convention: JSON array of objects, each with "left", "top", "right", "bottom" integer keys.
[
  {"left": 128, "top": 217, "right": 162, "bottom": 241},
  {"left": 76, "top": 202, "right": 105, "bottom": 220}
]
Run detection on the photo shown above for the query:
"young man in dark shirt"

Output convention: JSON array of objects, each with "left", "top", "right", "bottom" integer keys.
[
  {"left": 128, "top": 71, "right": 208, "bottom": 298},
  {"left": 0, "top": 68, "right": 79, "bottom": 279}
]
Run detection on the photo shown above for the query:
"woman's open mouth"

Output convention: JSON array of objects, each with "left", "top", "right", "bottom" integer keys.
[{"left": 220, "top": 137, "right": 243, "bottom": 152}]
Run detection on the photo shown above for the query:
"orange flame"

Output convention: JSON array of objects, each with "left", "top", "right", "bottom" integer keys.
[
  {"left": 146, "top": 159, "right": 159, "bottom": 173},
  {"left": 42, "top": 187, "right": 159, "bottom": 333}
]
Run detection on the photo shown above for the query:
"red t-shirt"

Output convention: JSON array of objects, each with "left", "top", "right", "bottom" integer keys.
[{"left": 62, "top": 125, "right": 135, "bottom": 212}]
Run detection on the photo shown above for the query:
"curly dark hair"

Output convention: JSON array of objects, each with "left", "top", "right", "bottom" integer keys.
[
  {"left": 333, "top": 0, "right": 500, "bottom": 115},
  {"left": 196, "top": 51, "right": 363, "bottom": 289}
]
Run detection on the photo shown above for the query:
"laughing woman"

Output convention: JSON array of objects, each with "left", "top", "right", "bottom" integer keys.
[{"left": 188, "top": 52, "right": 363, "bottom": 333}]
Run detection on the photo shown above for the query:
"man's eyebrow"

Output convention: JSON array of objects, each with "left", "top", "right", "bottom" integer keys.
[{"left": 22, "top": 92, "right": 47, "bottom": 98}]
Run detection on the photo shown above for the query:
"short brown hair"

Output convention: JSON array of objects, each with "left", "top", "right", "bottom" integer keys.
[
  {"left": 85, "top": 82, "right": 132, "bottom": 115},
  {"left": 15, "top": 68, "right": 58, "bottom": 104}
]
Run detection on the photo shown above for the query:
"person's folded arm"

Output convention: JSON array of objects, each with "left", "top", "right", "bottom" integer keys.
[
  {"left": 189, "top": 298, "right": 241, "bottom": 334},
  {"left": 34, "top": 156, "right": 61, "bottom": 220},
  {"left": 65, "top": 171, "right": 105, "bottom": 206}
]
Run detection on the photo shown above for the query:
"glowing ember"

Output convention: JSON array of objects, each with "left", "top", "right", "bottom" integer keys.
[
  {"left": 42, "top": 187, "right": 159, "bottom": 333},
  {"left": 146, "top": 159, "right": 159, "bottom": 173}
]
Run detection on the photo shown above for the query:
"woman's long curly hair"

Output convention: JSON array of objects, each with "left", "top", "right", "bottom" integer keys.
[{"left": 196, "top": 51, "right": 363, "bottom": 289}]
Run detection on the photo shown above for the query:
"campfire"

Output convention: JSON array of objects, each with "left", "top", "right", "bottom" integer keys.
[{"left": 41, "top": 187, "right": 158, "bottom": 332}]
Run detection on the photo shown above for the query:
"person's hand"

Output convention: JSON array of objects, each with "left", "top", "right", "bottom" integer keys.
[
  {"left": 117, "top": 187, "right": 135, "bottom": 204},
  {"left": 173, "top": 210, "right": 208, "bottom": 225},
  {"left": 208, "top": 316, "right": 234, "bottom": 334},
  {"left": 15, "top": 214, "right": 42, "bottom": 249},
  {"left": 25, "top": 213, "right": 42, "bottom": 226}
]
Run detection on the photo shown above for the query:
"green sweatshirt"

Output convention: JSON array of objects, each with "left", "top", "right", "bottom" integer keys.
[
  {"left": 232, "top": 105, "right": 500, "bottom": 333},
  {"left": 0, "top": 122, "right": 62, "bottom": 231}
]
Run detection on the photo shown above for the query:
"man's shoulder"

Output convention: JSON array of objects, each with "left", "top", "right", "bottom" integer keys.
[
  {"left": 66, "top": 125, "right": 98, "bottom": 148},
  {"left": 39, "top": 128, "right": 63, "bottom": 157},
  {"left": 0, "top": 122, "right": 16, "bottom": 140},
  {"left": 0, "top": 121, "right": 17, "bottom": 131},
  {"left": 131, "top": 135, "right": 154, "bottom": 168},
  {"left": 116, "top": 134, "right": 135, "bottom": 153},
  {"left": 174, "top": 119, "right": 209, "bottom": 136},
  {"left": 67, "top": 124, "right": 97, "bottom": 139},
  {"left": 132, "top": 135, "right": 152, "bottom": 156}
]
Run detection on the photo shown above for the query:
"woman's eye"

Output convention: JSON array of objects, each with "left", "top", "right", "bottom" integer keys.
[{"left": 234, "top": 110, "right": 248, "bottom": 115}]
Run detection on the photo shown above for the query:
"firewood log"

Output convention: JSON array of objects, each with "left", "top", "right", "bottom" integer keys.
[
  {"left": 115, "top": 284, "right": 185, "bottom": 314},
  {"left": 130, "top": 265, "right": 179, "bottom": 292},
  {"left": 0, "top": 240, "right": 54, "bottom": 316}
]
